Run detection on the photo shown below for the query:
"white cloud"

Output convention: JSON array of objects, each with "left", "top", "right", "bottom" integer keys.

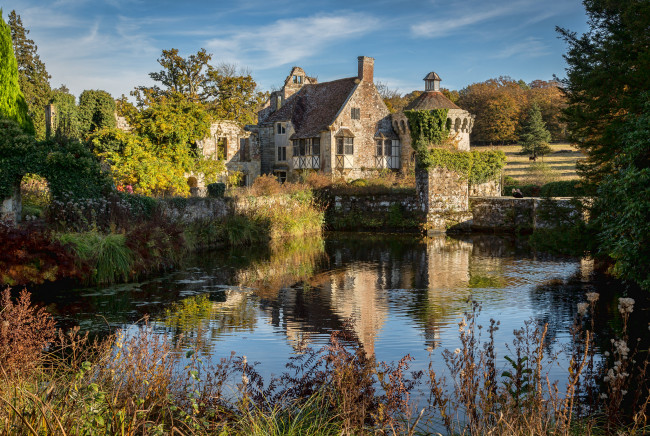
[
  {"left": 410, "top": 0, "right": 538, "bottom": 38},
  {"left": 492, "top": 37, "right": 550, "bottom": 59},
  {"left": 205, "top": 12, "right": 380, "bottom": 70}
]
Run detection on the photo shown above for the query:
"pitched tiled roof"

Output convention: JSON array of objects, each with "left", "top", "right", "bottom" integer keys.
[
  {"left": 264, "top": 77, "right": 358, "bottom": 138},
  {"left": 405, "top": 90, "right": 460, "bottom": 110}
]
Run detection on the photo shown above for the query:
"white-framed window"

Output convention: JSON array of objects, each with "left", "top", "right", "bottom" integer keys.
[
  {"left": 276, "top": 171, "right": 287, "bottom": 183},
  {"left": 376, "top": 139, "right": 393, "bottom": 156},
  {"left": 277, "top": 122, "right": 286, "bottom": 135},
  {"left": 351, "top": 107, "right": 360, "bottom": 120},
  {"left": 336, "top": 137, "right": 354, "bottom": 155},
  {"left": 292, "top": 138, "right": 321, "bottom": 156}
]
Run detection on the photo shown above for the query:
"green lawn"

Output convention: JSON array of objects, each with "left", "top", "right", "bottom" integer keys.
[{"left": 473, "top": 143, "right": 583, "bottom": 183}]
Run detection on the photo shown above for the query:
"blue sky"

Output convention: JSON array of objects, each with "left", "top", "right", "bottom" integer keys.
[{"left": 3, "top": 0, "right": 589, "bottom": 98}]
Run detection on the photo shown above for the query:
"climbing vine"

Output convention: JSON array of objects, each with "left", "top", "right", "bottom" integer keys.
[
  {"left": 417, "top": 149, "right": 506, "bottom": 185},
  {"left": 404, "top": 109, "right": 450, "bottom": 149},
  {"left": 0, "top": 118, "right": 110, "bottom": 199}
]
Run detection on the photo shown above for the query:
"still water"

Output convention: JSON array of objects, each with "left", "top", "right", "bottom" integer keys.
[{"left": 31, "top": 232, "right": 645, "bottom": 382}]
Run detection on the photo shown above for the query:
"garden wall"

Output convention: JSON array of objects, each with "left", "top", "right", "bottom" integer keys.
[{"left": 469, "top": 197, "right": 585, "bottom": 232}]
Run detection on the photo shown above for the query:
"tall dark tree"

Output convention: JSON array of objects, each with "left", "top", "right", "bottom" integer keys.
[
  {"left": 557, "top": 0, "right": 650, "bottom": 184},
  {"left": 78, "top": 89, "right": 116, "bottom": 136},
  {"left": 8, "top": 10, "right": 51, "bottom": 139},
  {"left": 519, "top": 104, "right": 552, "bottom": 159},
  {"left": 0, "top": 10, "right": 34, "bottom": 134}
]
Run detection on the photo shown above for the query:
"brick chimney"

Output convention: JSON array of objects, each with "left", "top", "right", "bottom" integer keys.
[{"left": 358, "top": 56, "right": 374, "bottom": 82}]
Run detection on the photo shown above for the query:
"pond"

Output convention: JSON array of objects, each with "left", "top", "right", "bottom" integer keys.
[{"left": 31, "top": 232, "right": 648, "bottom": 388}]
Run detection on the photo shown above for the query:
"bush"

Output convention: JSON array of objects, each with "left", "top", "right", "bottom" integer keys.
[
  {"left": 248, "top": 174, "right": 282, "bottom": 196},
  {"left": 0, "top": 288, "right": 56, "bottom": 376},
  {"left": 207, "top": 182, "right": 226, "bottom": 198},
  {"left": 0, "top": 224, "right": 86, "bottom": 286},
  {"left": 57, "top": 231, "right": 133, "bottom": 285},
  {"left": 539, "top": 180, "right": 593, "bottom": 197},
  {"left": 349, "top": 178, "right": 368, "bottom": 187}
]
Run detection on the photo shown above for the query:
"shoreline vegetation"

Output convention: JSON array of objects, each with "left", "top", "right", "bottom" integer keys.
[
  {"left": 0, "top": 288, "right": 648, "bottom": 435},
  {"left": 3, "top": 167, "right": 597, "bottom": 289}
]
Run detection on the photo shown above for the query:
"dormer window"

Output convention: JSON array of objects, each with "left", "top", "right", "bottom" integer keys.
[
  {"left": 351, "top": 107, "right": 361, "bottom": 120},
  {"left": 292, "top": 75, "right": 303, "bottom": 84}
]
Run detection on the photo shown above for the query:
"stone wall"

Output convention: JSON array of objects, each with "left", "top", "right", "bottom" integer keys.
[
  {"left": 1, "top": 181, "right": 21, "bottom": 225},
  {"left": 417, "top": 167, "right": 472, "bottom": 233},
  {"left": 469, "top": 197, "right": 584, "bottom": 232},
  {"left": 330, "top": 193, "right": 419, "bottom": 214},
  {"left": 469, "top": 179, "right": 501, "bottom": 197}
]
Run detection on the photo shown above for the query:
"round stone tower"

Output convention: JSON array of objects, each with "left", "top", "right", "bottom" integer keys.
[{"left": 392, "top": 72, "right": 475, "bottom": 166}]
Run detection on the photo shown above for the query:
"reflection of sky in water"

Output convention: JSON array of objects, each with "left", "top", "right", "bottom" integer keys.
[{"left": 32, "top": 233, "right": 623, "bottom": 388}]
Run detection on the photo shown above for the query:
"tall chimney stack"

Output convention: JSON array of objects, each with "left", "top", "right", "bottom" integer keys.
[{"left": 358, "top": 56, "right": 374, "bottom": 82}]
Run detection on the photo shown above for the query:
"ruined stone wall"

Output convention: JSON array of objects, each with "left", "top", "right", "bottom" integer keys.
[
  {"left": 330, "top": 193, "right": 420, "bottom": 214},
  {"left": 1, "top": 181, "right": 21, "bottom": 224},
  {"left": 469, "top": 179, "right": 501, "bottom": 197},
  {"left": 469, "top": 197, "right": 584, "bottom": 231}
]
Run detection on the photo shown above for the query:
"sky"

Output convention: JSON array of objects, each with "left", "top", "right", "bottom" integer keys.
[{"left": 2, "top": 0, "right": 590, "bottom": 99}]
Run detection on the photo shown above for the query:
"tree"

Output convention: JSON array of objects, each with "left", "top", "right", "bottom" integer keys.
[
  {"left": 594, "top": 94, "right": 650, "bottom": 290},
  {"left": 557, "top": 0, "right": 650, "bottom": 184},
  {"left": 457, "top": 77, "right": 528, "bottom": 144},
  {"left": 8, "top": 10, "right": 51, "bottom": 139},
  {"left": 0, "top": 10, "right": 34, "bottom": 134},
  {"left": 78, "top": 89, "right": 116, "bottom": 136},
  {"left": 145, "top": 48, "right": 211, "bottom": 103},
  {"left": 519, "top": 104, "right": 552, "bottom": 159},
  {"left": 94, "top": 92, "right": 224, "bottom": 196},
  {"left": 528, "top": 80, "right": 567, "bottom": 142},
  {"left": 50, "top": 87, "right": 80, "bottom": 142}
]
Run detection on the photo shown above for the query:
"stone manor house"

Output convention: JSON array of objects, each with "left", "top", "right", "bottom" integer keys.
[{"left": 199, "top": 56, "right": 474, "bottom": 186}]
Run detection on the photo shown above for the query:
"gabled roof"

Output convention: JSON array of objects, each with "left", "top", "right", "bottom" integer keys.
[
  {"left": 264, "top": 77, "right": 358, "bottom": 139},
  {"left": 405, "top": 91, "right": 461, "bottom": 111}
]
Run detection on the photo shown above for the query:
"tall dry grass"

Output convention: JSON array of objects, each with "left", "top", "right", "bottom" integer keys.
[{"left": 1, "top": 288, "right": 648, "bottom": 435}]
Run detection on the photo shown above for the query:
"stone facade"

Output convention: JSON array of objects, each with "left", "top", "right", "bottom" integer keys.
[
  {"left": 331, "top": 194, "right": 420, "bottom": 214},
  {"left": 196, "top": 120, "right": 261, "bottom": 187},
  {"left": 247, "top": 57, "right": 399, "bottom": 181}
]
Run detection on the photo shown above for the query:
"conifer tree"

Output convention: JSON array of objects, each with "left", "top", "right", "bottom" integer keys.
[
  {"left": 0, "top": 10, "right": 34, "bottom": 134},
  {"left": 519, "top": 103, "right": 551, "bottom": 159},
  {"left": 8, "top": 11, "right": 51, "bottom": 139}
]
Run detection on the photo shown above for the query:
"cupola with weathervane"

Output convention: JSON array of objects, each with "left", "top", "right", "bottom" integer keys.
[{"left": 424, "top": 72, "right": 441, "bottom": 91}]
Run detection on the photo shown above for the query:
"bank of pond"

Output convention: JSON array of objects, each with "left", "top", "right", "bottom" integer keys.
[{"left": 1, "top": 232, "right": 648, "bottom": 435}]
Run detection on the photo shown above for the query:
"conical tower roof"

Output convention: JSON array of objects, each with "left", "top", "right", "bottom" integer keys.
[{"left": 405, "top": 71, "right": 461, "bottom": 110}]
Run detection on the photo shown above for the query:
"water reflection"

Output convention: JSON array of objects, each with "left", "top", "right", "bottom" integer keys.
[{"left": 32, "top": 232, "right": 638, "bottom": 380}]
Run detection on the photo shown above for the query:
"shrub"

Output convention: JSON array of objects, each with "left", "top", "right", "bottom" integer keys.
[
  {"left": 349, "top": 178, "right": 368, "bottom": 187},
  {"left": 57, "top": 231, "right": 133, "bottom": 285},
  {"left": 0, "top": 287, "right": 56, "bottom": 376},
  {"left": 207, "top": 182, "right": 226, "bottom": 198},
  {"left": 539, "top": 180, "right": 593, "bottom": 197},
  {"left": 0, "top": 224, "right": 86, "bottom": 286},
  {"left": 248, "top": 174, "right": 282, "bottom": 196},
  {"left": 126, "top": 219, "right": 185, "bottom": 275}
]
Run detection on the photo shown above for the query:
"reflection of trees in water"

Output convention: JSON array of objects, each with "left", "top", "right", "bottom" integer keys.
[
  {"left": 157, "top": 290, "right": 258, "bottom": 352},
  {"left": 236, "top": 236, "right": 329, "bottom": 298}
]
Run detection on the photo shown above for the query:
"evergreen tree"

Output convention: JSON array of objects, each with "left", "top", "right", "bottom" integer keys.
[
  {"left": 0, "top": 10, "right": 34, "bottom": 134},
  {"left": 557, "top": 0, "right": 650, "bottom": 184},
  {"left": 78, "top": 89, "right": 116, "bottom": 136},
  {"left": 519, "top": 104, "right": 551, "bottom": 159},
  {"left": 50, "top": 87, "right": 81, "bottom": 142},
  {"left": 8, "top": 11, "right": 51, "bottom": 139}
]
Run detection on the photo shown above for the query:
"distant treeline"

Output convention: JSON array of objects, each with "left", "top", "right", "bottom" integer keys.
[{"left": 379, "top": 77, "right": 566, "bottom": 145}]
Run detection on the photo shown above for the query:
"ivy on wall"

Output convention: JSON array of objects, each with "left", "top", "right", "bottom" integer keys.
[
  {"left": 405, "top": 109, "right": 450, "bottom": 149},
  {"left": 0, "top": 118, "right": 109, "bottom": 199},
  {"left": 405, "top": 109, "right": 506, "bottom": 185},
  {"left": 417, "top": 149, "right": 506, "bottom": 185}
]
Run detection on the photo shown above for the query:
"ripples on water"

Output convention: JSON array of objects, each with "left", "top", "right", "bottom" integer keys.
[{"left": 32, "top": 232, "right": 647, "bottom": 384}]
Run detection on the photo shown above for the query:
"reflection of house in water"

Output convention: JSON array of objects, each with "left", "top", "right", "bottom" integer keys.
[{"left": 259, "top": 235, "right": 489, "bottom": 355}]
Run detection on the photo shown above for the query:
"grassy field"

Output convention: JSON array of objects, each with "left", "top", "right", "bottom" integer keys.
[{"left": 473, "top": 143, "right": 583, "bottom": 183}]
